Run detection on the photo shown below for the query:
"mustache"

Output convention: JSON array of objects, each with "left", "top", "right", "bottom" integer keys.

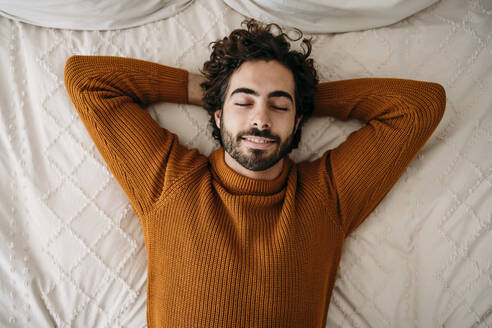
[{"left": 237, "top": 128, "right": 280, "bottom": 142}]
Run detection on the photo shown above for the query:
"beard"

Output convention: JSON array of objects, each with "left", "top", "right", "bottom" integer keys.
[{"left": 219, "top": 116, "right": 296, "bottom": 172}]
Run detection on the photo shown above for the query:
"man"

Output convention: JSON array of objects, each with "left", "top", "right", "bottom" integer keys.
[{"left": 64, "top": 19, "right": 446, "bottom": 327}]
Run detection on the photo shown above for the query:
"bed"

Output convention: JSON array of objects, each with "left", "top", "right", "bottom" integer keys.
[{"left": 0, "top": 0, "right": 491, "bottom": 326}]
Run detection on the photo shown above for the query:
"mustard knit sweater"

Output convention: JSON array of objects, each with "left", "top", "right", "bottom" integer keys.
[{"left": 64, "top": 55, "right": 446, "bottom": 327}]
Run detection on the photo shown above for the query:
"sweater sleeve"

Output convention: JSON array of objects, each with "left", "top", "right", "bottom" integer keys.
[
  {"left": 64, "top": 55, "right": 205, "bottom": 217},
  {"left": 314, "top": 78, "right": 446, "bottom": 237}
]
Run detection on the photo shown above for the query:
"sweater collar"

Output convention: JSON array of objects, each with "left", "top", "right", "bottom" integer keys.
[{"left": 209, "top": 147, "right": 292, "bottom": 195}]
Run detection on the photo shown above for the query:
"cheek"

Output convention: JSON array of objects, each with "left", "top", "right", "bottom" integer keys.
[
  {"left": 228, "top": 109, "right": 249, "bottom": 125},
  {"left": 221, "top": 111, "right": 242, "bottom": 133},
  {"left": 277, "top": 116, "right": 297, "bottom": 137}
]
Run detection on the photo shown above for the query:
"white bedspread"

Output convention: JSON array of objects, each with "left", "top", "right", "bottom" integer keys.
[
  {"left": 0, "top": 0, "right": 491, "bottom": 326},
  {"left": 224, "top": 0, "right": 439, "bottom": 32},
  {"left": 0, "top": 0, "right": 193, "bottom": 30}
]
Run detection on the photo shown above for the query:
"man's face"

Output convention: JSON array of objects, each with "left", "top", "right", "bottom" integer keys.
[{"left": 214, "top": 60, "right": 302, "bottom": 172}]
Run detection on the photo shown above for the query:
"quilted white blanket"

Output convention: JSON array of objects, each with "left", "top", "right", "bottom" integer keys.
[{"left": 0, "top": 0, "right": 491, "bottom": 327}]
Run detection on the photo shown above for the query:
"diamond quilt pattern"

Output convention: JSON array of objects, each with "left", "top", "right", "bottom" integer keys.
[{"left": 0, "top": 0, "right": 491, "bottom": 327}]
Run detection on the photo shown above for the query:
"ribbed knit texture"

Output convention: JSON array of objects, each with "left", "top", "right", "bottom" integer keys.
[{"left": 64, "top": 55, "right": 446, "bottom": 327}]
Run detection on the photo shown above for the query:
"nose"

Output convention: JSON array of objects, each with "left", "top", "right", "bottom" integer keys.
[{"left": 250, "top": 102, "right": 271, "bottom": 130}]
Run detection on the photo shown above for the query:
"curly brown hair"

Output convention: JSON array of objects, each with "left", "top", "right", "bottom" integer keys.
[{"left": 200, "top": 19, "right": 319, "bottom": 149}]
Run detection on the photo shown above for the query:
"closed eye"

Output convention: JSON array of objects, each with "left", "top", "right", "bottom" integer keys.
[
  {"left": 272, "top": 106, "right": 287, "bottom": 111},
  {"left": 234, "top": 103, "right": 287, "bottom": 111}
]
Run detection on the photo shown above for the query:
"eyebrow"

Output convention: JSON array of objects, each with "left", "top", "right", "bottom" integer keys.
[{"left": 230, "top": 87, "right": 293, "bottom": 103}]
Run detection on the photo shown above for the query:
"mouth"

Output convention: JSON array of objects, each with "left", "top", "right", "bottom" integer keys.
[{"left": 241, "top": 135, "right": 276, "bottom": 149}]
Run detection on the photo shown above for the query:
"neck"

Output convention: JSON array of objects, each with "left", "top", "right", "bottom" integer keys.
[{"left": 223, "top": 151, "right": 284, "bottom": 180}]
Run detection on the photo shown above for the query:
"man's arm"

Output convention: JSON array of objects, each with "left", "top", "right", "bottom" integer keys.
[
  {"left": 314, "top": 78, "right": 446, "bottom": 237},
  {"left": 64, "top": 55, "right": 206, "bottom": 217},
  {"left": 187, "top": 73, "right": 206, "bottom": 107}
]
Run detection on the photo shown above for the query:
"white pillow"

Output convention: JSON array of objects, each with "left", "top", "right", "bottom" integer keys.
[
  {"left": 0, "top": 0, "right": 193, "bottom": 30},
  {"left": 223, "top": 0, "right": 439, "bottom": 33}
]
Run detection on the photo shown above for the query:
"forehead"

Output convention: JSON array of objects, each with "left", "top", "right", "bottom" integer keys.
[{"left": 226, "top": 60, "right": 295, "bottom": 97}]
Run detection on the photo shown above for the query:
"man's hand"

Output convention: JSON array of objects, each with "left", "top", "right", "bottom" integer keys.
[{"left": 188, "top": 73, "right": 206, "bottom": 107}]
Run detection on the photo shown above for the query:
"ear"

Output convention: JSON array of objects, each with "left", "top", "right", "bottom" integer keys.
[
  {"left": 214, "top": 109, "right": 222, "bottom": 129},
  {"left": 295, "top": 115, "right": 303, "bottom": 132}
]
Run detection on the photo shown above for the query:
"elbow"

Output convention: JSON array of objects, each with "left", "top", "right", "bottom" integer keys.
[
  {"left": 64, "top": 55, "right": 95, "bottom": 100},
  {"left": 64, "top": 55, "right": 80, "bottom": 81},
  {"left": 409, "top": 82, "right": 446, "bottom": 138},
  {"left": 428, "top": 82, "right": 446, "bottom": 123},
  {"left": 64, "top": 55, "right": 81, "bottom": 95},
  {"left": 427, "top": 82, "right": 446, "bottom": 131}
]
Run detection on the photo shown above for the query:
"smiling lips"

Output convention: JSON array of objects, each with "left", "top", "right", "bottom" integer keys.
[{"left": 241, "top": 135, "right": 276, "bottom": 149}]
